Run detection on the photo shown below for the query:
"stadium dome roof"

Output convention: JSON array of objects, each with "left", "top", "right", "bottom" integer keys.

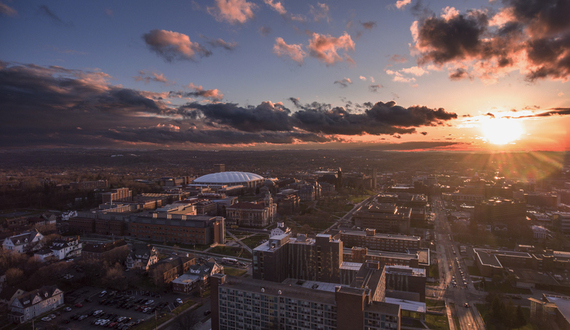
[{"left": 193, "top": 171, "right": 264, "bottom": 184}]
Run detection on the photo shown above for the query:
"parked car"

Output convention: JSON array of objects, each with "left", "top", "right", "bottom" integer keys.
[
  {"left": 74, "top": 303, "right": 83, "bottom": 308},
  {"left": 176, "top": 298, "right": 183, "bottom": 305}
]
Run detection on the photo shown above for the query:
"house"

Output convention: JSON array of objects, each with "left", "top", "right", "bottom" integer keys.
[
  {"left": 149, "top": 256, "right": 195, "bottom": 285},
  {"left": 8, "top": 286, "right": 63, "bottom": 323},
  {"left": 125, "top": 243, "right": 158, "bottom": 271},
  {"left": 33, "top": 236, "right": 82, "bottom": 262},
  {"left": 0, "top": 287, "right": 26, "bottom": 306},
  {"left": 172, "top": 258, "right": 223, "bottom": 294},
  {"left": 2, "top": 230, "right": 44, "bottom": 253},
  {"left": 270, "top": 222, "right": 291, "bottom": 238},
  {"left": 50, "top": 236, "right": 82, "bottom": 260}
]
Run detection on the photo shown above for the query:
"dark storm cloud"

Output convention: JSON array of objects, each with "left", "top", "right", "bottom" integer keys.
[
  {"left": 142, "top": 29, "right": 212, "bottom": 62},
  {"left": 449, "top": 68, "right": 472, "bottom": 80},
  {"left": 413, "top": 0, "right": 570, "bottom": 81},
  {"left": 38, "top": 5, "right": 72, "bottom": 26},
  {"left": 365, "top": 101, "right": 457, "bottom": 126},
  {"left": 179, "top": 101, "right": 293, "bottom": 132},
  {"left": 0, "top": 62, "right": 457, "bottom": 148},
  {"left": 415, "top": 12, "right": 488, "bottom": 66}
]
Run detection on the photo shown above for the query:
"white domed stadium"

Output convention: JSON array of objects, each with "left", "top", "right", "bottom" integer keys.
[{"left": 192, "top": 171, "right": 265, "bottom": 188}]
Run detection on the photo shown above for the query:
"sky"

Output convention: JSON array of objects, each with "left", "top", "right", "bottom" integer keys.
[{"left": 0, "top": 0, "right": 569, "bottom": 151}]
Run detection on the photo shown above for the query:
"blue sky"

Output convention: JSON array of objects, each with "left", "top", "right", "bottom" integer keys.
[{"left": 1, "top": 0, "right": 569, "bottom": 150}]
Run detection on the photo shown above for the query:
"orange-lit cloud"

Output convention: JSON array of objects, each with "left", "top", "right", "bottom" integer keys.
[
  {"left": 207, "top": 0, "right": 256, "bottom": 24},
  {"left": 307, "top": 32, "right": 355, "bottom": 65},
  {"left": 273, "top": 37, "right": 306, "bottom": 65}
]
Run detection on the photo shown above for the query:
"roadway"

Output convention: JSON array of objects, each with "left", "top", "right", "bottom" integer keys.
[{"left": 431, "top": 197, "right": 486, "bottom": 330}]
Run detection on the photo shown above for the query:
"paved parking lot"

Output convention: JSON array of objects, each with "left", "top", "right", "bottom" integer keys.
[{"left": 40, "top": 287, "right": 195, "bottom": 330}]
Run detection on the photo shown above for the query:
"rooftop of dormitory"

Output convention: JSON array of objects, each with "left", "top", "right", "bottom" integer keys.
[
  {"left": 216, "top": 274, "right": 337, "bottom": 305},
  {"left": 341, "top": 229, "right": 420, "bottom": 241},
  {"left": 384, "top": 265, "right": 425, "bottom": 277}
]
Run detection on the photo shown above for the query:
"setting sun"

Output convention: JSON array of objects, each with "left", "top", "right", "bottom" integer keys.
[{"left": 481, "top": 118, "right": 524, "bottom": 145}]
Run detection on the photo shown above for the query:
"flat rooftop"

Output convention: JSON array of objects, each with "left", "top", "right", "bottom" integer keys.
[{"left": 341, "top": 230, "right": 420, "bottom": 241}]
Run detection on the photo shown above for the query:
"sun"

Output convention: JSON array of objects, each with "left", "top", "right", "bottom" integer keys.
[{"left": 481, "top": 118, "right": 523, "bottom": 145}]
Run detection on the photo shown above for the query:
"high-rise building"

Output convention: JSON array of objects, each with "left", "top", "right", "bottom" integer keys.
[
  {"left": 210, "top": 273, "right": 401, "bottom": 330},
  {"left": 253, "top": 233, "right": 343, "bottom": 283}
]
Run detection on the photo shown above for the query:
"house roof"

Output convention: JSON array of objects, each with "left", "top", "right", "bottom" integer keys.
[
  {"left": 13, "top": 286, "right": 61, "bottom": 308},
  {"left": 4, "top": 230, "right": 42, "bottom": 246}
]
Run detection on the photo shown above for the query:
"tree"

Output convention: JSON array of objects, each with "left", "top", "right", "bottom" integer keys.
[
  {"left": 515, "top": 305, "right": 527, "bottom": 328},
  {"left": 5, "top": 267, "right": 24, "bottom": 286},
  {"left": 102, "top": 263, "right": 127, "bottom": 290}
]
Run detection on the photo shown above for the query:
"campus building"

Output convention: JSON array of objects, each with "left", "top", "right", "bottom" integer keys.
[
  {"left": 129, "top": 215, "right": 225, "bottom": 245},
  {"left": 339, "top": 229, "right": 421, "bottom": 253},
  {"left": 253, "top": 234, "right": 343, "bottom": 284},
  {"left": 353, "top": 203, "right": 411, "bottom": 234},
  {"left": 210, "top": 274, "right": 401, "bottom": 330}
]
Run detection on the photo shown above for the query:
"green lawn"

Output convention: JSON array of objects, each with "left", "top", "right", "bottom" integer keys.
[
  {"left": 425, "top": 313, "right": 450, "bottom": 330},
  {"left": 241, "top": 234, "right": 267, "bottom": 249},
  {"left": 224, "top": 267, "right": 248, "bottom": 277},
  {"left": 426, "top": 299, "right": 446, "bottom": 308}
]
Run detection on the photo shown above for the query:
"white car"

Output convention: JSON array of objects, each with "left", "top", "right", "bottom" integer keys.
[
  {"left": 41, "top": 316, "right": 52, "bottom": 322},
  {"left": 176, "top": 298, "right": 183, "bottom": 304}
]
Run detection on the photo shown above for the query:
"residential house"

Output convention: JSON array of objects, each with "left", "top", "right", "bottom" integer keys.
[
  {"left": 8, "top": 286, "right": 63, "bottom": 323},
  {"left": 0, "top": 287, "right": 26, "bottom": 306},
  {"left": 125, "top": 243, "right": 158, "bottom": 271},
  {"left": 2, "top": 230, "right": 44, "bottom": 253},
  {"left": 149, "top": 256, "right": 195, "bottom": 286},
  {"left": 50, "top": 236, "right": 82, "bottom": 260},
  {"left": 172, "top": 258, "right": 223, "bottom": 294}
]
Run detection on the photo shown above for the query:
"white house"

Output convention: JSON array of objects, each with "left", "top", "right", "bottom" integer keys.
[
  {"left": 2, "top": 230, "right": 44, "bottom": 253},
  {"left": 50, "top": 237, "right": 82, "bottom": 260},
  {"left": 9, "top": 286, "right": 63, "bottom": 323},
  {"left": 270, "top": 222, "right": 291, "bottom": 238}
]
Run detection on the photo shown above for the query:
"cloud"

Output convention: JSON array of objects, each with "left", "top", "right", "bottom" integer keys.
[
  {"left": 369, "top": 84, "right": 383, "bottom": 92},
  {"left": 134, "top": 71, "right": 172, "bottom": 85},
  {"left": 334, "top": 78, "right": 352, "bottom": 88},
  {"left": 259, "top": 26, "right": 271, "bottom": 36},
  {"left": 361, "top": 21, "right": 377, "bottom": 29},
  {"left": 263, "top": 0, "right": 286, "bottom": 15},
  {"left": 0, "top": 62, "right": 458, "bottom": 148},
  {"left": 170, "top": 83, "right": 224, "bottom": 101},
  {"left": 400, "top": 66, "right": 427, "bottom": 76},
  {"left": 201, "top": 36, "right": 238, "bottom": 50},
  {"left": 359, "top": 76, "right": 366, "bottom": 81},
  {"left": 449, "top": 68, "right": 473, "bottom": 81},
  {"left": 105, "top": 8, "right": 113, "bottom": 16},
  {"left": 273, "top": 37, "right": 306, "bottom": 65},
  {"left": 207, "top": 0, "right": 256, "bottom": 24},
  {"left": 386, "top": 69, "right": 416, "bottom": 83},
  {"left": 0, "top": 2, "right": 17, "bottom": 16},
  {"left": 143, "top": 29, "right": 211, "bottom": 62},
  {"left": 309, "top": 3, "right": 329, "bottom": 22},
  {"left": 412, "top": 0, "right": 570, "bottom": 82},
  {"left": 395, "top": 0, "right": 412, "bottom": 9},
  {"left": 38, "top": 5, "right": 72, "bottom": 26},
  {"left": 307, "top": 32, "right": 355, "bottom": 65},
  {"left": 287, "top": 98, "right": 457, "bottom": 135},
  {"left": 180, "top": 101, "right": 292, "bottom": 132},
  {"left": 390, "top": 54, "right": 408, "bottom": 63}
]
